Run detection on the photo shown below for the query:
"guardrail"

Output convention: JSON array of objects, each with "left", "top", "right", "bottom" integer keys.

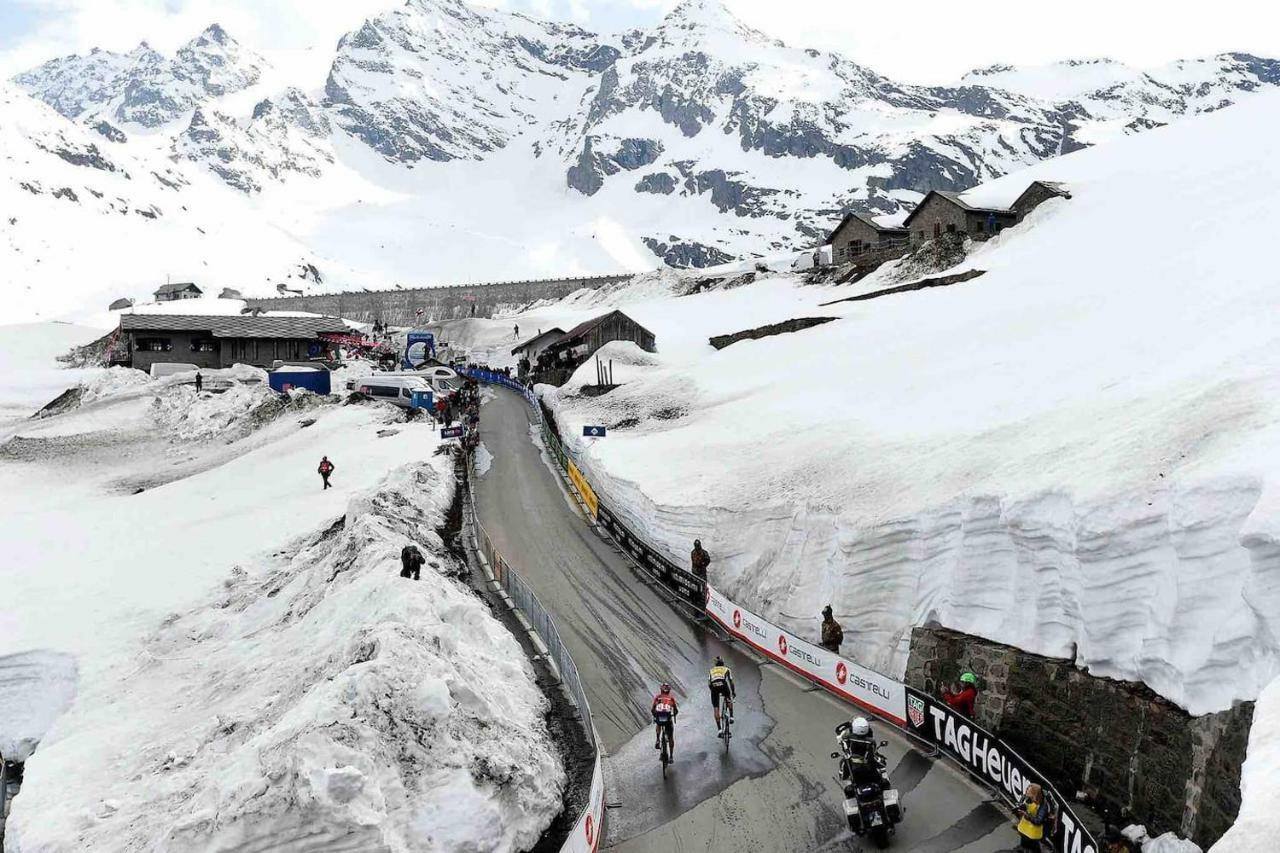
[
  {"left": 460, "top": 443, "right": 604, "bottom": 853},
  {"left": 464, "top": 369, "right": 1098, "bottom": 853}
]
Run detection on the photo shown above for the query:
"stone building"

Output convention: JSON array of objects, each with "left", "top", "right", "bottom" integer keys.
[
  {"left": 905, "top": 625, "right": 1252, "bottom": 848},
  {"left": 1012, "top": 180, "right": 1071, "bottom": 221},
  {"left": 153, "top": 282, "right": 203, "bottom": 302},
  {"left": 108, "top": 297, "right": 134, "bottom": 311},
  {"left": 118, "top": 313, "right": 350, "bottom": 372},
  {"left": 904, "top": 191, "right": 1018, "bottom": 242},
  {"left": 823, "top": 212, "right": 909, "bottom": 263}
]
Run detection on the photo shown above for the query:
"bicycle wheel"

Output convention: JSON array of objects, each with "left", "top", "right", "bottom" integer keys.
[
  {"left": 660, "top": 733, "right": 670, "bottom": 778},
  {"left": 720, "top": 697, "right": 731, "bottom": 752}
]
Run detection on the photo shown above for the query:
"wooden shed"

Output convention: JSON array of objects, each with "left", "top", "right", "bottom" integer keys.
[
  {"left": 118, "top": 313, "right": 351, "bottom": 372},
  {"left": 547, "top": 311, "right": 656, "bottom": 361}
]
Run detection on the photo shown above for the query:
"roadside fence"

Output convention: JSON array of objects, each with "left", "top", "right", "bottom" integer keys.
[
  {"left": 463, "top": 368, "right": 1099, "bottom": 853},
  {"left": 461, "top": 451, "right": 603, "bottom": 852}
]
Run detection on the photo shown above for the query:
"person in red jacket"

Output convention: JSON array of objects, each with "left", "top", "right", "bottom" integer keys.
[
  {"left": 942, "top": 672, "right": 979, "bottom": 718},
  {"left": 652, "top": 683, "right": 679, "bottom": 757}
]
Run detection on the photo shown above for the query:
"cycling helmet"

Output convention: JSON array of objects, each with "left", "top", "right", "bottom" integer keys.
[
  {"left": 660, "top": 683, "right": 671, "bottom": 694},
  {"left": 851, "top": 717, "right": 871, "bottom": 737},
  {"left": 960, "top": 672, "right": 978, "bottom": 685},
  {"left": 714, "top": 656, "right": 724, "bottom": 666}
]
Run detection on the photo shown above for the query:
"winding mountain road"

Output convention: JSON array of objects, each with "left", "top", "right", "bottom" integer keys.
[{"left": 474, "top": 388, "right": 1014, "bottom": 852}]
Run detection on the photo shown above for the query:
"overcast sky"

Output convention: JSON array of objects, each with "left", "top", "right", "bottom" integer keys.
[{"left": 1, "top": 0, "right": 1276, "bottom": 82}]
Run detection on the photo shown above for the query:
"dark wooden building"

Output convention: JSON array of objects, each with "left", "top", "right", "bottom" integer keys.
[
  {"left": 1011, "top": 181, "right": 1071, "bottom": 221},
  {"left": 154, "top": 282, "right": 203, "bottom": 302},
  {"left": 118, "top": 314, "right": 351, "bottom": 372},
  {"left": 824, "top": 212, "right": 909, "bottom": 263},
  {"left": 547, "top": 311, "right": 656, "bottom": 362},
  {"left": 108, "top": 297, "right": 134, "bottom": 311},
  {"left": 904, "top": 191, "right": 1018, "bottom": 242}
]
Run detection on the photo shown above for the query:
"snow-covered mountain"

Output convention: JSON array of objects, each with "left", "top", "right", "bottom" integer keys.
[{"left": 6, "top": 0, "right": 1280, "bottom": 315}]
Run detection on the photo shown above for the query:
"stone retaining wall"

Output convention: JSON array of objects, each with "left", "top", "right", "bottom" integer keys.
[
  {"left": 245, "top": 274, "right": 633, "bottom": 325},
  {"left": 904, "top": 626, "right": 1253, "bottom": 848}
]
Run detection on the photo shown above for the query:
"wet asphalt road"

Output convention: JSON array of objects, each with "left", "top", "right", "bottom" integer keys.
[{"left": 474, "top": 389, "right": 1016, "bottom": 852}]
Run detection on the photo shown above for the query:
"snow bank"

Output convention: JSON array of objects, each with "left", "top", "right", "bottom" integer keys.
[
  {"left": 0, "top": 322, "right": 111, "bottom": 424},
  {"left": 513, "top": 90, "right": 1280, "bottom": 717},
  {"left": 0, "top": 651, "right": 77, "bottom": 762},
  {"left": 7, "top": 458, "right": 565, "bottom": 851},
  {"left": 1208, "top": 676, "right": 1280, "bottom": 853}
]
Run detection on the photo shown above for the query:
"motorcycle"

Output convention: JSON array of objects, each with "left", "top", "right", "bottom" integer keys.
[{"left": 831, "top": 721, "right": 903, "bottom": 848}]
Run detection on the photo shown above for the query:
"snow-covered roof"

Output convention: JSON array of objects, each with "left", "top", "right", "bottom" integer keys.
[
  {"left": 902, "top": 190, "right": 1013, "bottom": 227},
  {"left": 827, "top": 211, "right": 910, "bottom": 242},
  {"left": 119, "top": 313, "right": 349, "bottom": 339},
  {"left": 154, "top": 282, "right": 202, "bottom": 295},
  {"left": 511, "top": 327, "right": 565, "bottom": 355}
]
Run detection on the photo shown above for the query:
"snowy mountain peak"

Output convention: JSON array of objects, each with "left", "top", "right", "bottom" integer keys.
[
  {"left": 655, "top": 0, "right": 773, "bottom": 47},
  {"left": 13, "top": 25, "right": 265, "bottom": 128}
]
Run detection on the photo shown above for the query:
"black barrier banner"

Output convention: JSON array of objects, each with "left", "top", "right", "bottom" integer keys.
[
  {"left": 597, "top": 504, "right": 705, "bottom": 605},
  {"left": 904, "top": 688, "right": 1098, "bottom": 853}
]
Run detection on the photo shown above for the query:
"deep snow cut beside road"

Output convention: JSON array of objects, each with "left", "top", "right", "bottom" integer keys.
[
  {"left": 451, "top": 91, "right": 1280, "bottom": 724},
  {"left": 0, "top": 332, "right": 565, "bottom": 851}
]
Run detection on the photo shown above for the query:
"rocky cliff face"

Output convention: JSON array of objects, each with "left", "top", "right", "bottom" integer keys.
[{"left": 11, "top": 0, "right": 1280, "bottom": 269}]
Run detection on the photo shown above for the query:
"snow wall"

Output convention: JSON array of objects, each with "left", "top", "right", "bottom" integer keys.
[{"left": 466, "top": 369, "right": 1104, "bottom": 853}]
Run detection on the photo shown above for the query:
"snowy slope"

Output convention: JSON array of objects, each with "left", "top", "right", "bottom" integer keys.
[
  {"left": 0, "top": 334, "right": 564, "bottom": 850},
  {"left": 0, "top": 82, "right": 384, "bottom": 320},
  {"left": 454, "top": 90, "right": 1280, "bottom": 719},
  {"left": 7, "top": 0, "right": 1279, "bottom": 311}
]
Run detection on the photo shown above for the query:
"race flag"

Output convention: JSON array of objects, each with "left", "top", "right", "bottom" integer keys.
[{"left": 583, "top": 425, "right": 607, "bottom": 438}]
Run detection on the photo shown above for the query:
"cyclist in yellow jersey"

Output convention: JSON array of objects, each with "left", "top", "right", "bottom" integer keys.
[{"left": 709, "top": 656, "right": 736, "bottom": 733}]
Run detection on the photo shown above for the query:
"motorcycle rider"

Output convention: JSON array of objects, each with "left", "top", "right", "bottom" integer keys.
[
  {"left": 652, "top": 683, "right": 679, "bottom": 757},
  {"left": 839, "top": 717, "right": 887, "bottom": 787},
  {"left": 708, "top": 656, "right": 736, "bottom": 734}
]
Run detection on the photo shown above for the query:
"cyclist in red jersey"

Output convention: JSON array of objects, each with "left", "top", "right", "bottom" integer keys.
[{"left": 652, "top": 683, "right": 679, "bottom": 756}]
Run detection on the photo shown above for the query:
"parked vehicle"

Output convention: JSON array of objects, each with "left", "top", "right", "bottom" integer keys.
[
  {"left": 832, "top": 721, "right": 902, "bottom": 848},
  {"left": 353, "top": 376, "right": 431, "bottom": 408},
  {"left": 347, "top": 367, "right": 459, "bottom": 400}
]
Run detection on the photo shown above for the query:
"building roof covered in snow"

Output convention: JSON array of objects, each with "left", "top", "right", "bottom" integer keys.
[
  {"left": 512, "top": 328, "right": 565, "bottom": 356},
  {"left": 153, "top": 282, "right": 203, "bottom": 298}
]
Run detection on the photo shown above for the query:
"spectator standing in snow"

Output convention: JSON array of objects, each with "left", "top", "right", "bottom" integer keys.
[
  {"left": 318, "top": 456, "right": 334, "bottom": 490},
  {"left": 400, "top": 544, "right": 425, "bottom": 580},
  {"left": 690, "top": 539, "right": 711, "bottom": 581},
  {"left": 1014, "top": 783, "right": 1054, "bottom": 851},
  {"left": 942, "top": 672, "right": 980, "bottom": 718},
  {"left": 513, "top": 323, "right": 520, "bottom": 339},
  {"left": 434, "top": 397, "right": 447, "bottom": 424},
  {"left": 820, "top": 605, "right": 844, "bottom": 654},
  {"left": 194, "top": 372, "right": 203, "bottom": 393}
]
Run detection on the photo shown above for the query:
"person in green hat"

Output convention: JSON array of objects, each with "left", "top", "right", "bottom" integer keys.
[{"left": 942, "top": 671, "right": 979, "bottom": 718}]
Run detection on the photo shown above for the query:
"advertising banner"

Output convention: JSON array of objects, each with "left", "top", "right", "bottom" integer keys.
[
  {"left": 561, "top": 750, "right": 605, "bottom": 853},
  {"left": 566, "top": 459, "right": 599, "bottom": 520},
  {"left": 903, "top": 687, "right": 1097, "bottom": 853},
  {"left": 705, "top": 585, "right": 907, "bottom": 725},
  {"left": 596, "top": 504, "right": 705, "bottom": 605}
]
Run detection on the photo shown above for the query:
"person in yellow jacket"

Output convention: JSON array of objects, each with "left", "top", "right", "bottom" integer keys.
[{"left": 1014, "top": 783, "right": 1054, "bottom": 850}]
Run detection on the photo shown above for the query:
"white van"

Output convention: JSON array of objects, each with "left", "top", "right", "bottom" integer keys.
[
  {"left": 348, "top": 367, "right": 460, "bottom": 400},
  {"left": 353, "top": 376, "right": 431, "bottom": 408}
]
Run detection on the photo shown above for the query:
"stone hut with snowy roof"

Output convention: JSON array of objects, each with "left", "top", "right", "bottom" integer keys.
[
  {"left": 153, "top": 282, "right": 203, "bottom": 302},
  {"left": 118, "top": 313, "right": 350, "bottom": 372},
  {"left": 904, "top": 191, "right": 1018, "bottom": 243},
  {"left": 1011, "top": 181, "right": 1071, "bottom": 221},
  {"left": 824, "top": 212, "right": 909, "bottom": 264},
  {"left": 511, "top": 328, "right": 565, "bottom": 363}
]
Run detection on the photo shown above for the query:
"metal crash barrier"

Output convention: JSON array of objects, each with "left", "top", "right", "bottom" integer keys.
[
  {"left": 463, "top": 461, "right": 604, "bottom": 852},
  {"left": 463, "top": 369, "right": 1099, "bottom": 853}
]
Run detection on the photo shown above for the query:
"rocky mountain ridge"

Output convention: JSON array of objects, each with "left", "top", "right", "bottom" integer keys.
[{"left": 9, "top": 0, "right": 1280, "bottom": 273}]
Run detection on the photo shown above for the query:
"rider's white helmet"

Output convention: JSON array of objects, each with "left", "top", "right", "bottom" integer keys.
[{"left": 851, "top": 717, "right": 871, "bottom": 737}]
